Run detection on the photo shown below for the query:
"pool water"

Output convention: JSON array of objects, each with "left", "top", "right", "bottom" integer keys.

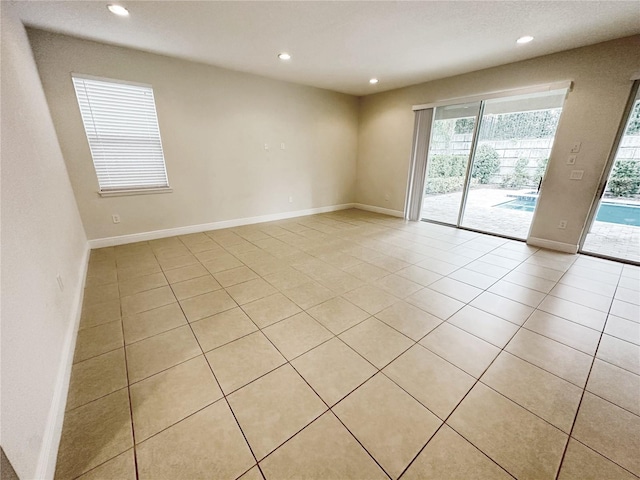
[{"left": 496, "top": 198, "right": 640, "bottom": 227}]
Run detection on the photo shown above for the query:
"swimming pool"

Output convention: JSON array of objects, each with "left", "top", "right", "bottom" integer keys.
[{"left": 496, "top": 198, "right": 640, "bottom": 227}]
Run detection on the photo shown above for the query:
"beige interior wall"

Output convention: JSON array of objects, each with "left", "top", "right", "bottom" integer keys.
[
  {"left": 0, "top": 6, "right": 88, "bottom": 479},
  {"left": 357, "top": 36, "right": 640, "bottom": 246},
  {"left": 28, "top": 29, "right": 359, "bottom": 241}
]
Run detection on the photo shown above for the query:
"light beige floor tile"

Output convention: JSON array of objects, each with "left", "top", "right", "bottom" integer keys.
[
  {"left": 375, "top": 301, "right": 441, "bottom": 341},
  {"left": 339, "top": 318, "right": 413, "bottom": 369},
  {"left": 214, "top": 266, "right": 259, "bottom": 287},
  {"left": 76, "top": 449, "right": 136, "bottom": 480},
  {"left": 343, "top": 262, "right": 389, "bottom": 281},
  {"left": 263, "top": 312, "right": 333, "bottom": 360},
  {"left": 191, "top": 307, "right": 258, "bottom": 352},
  {"left": 448, "top": 383, "right": 567, "bottom": 480},
  {"left": 373, "top": 274, "right": 423, "bottom": 298},
  {"left": 367, "top": 254, "right": 411, "bottom": 273},
  {"left": 403, "top": 424, "right": 512, "bottom": 480},
  {"left": 406, "top": 288, "right": 465, "bottom": 320},
  {"left": 470, "top": 291, "right": 534, "bottom": 326},
  {"left": 481, "top": 352, "right": 582, "bottom": 433},
  {"left": 610, "top": 299, "right": 640, "bottom": 322},
  {"left": 83, "top": 283, "right": 120, "bottom": 307},
  {"left": 121, "top": 286, "right": 176, "bottom": 316},
  {"left": 596, "top": 334, "right": 640, "bottom": 375},
  {"left": 67, "top": 348, "right": 127, "bottom": 410},
  {"left": 572, "top": 393, "right": 640, "bottom": 476},
  {"left": 619, "top": 275, "right": 640, "bottom": 292},
  {"left": 170, "top": 274, "right": 221, "bottom": 300},
  {"left": 524, "top": 310, "right": 601, "bottom": 354},
  {"left": 117, "top": 263, "right": 163, "bottom": 282},
  {"left": 448, "top": 306, "right": 519, "bottom": 348},
  {"left": 448, "top": 268, "right": 498, "bottom": 289},
  {"left": 466, "top": 260, "right": 511, "bottom": 279},
  {"left": 503, "top": 271, "right": 556, "bottom": 293},
  {"left": 228, "top": 365, "right": 327, "bottom": 460},
  {"left": 514, "top": 262, "right": 564, "bottom": 282},
  {"left": 118, "top": 273, "right": 168, "bottom": 298},
  {"left": 80, "top": 299, "right": 121, "bottom": 330},
  {"left": 283, "top": 282, "right": 336, "bottom": 310},
  {"left": 226, "top": 278, "right": 277, "bottom": 305},
  {"left": 136, "top": 400, "right": 255, "bottom": 480},
  {"left": 586, "top": 359, "right": 640, "bottom": 416},
  {"left": 130, "top": 356, "right": 222, "bottom": 442},
  {"left": 429, "top": 277, "right": 483, "bottom": 304},
  {"left": 558, "top": 439, "right": 637, "bottom": 480},
  {"left": 241, "top": 293, "right": 301, "bottom": 328},
  {"left": 488, "top": 280, "right": 546, "bottom": 308},
  {"left": 333, "top": 373, "right": 441, "bottom": 479},
  {"left": 122, "top": 302, "right": 187, "bottom": 344},
  {"left": 205, "top": 331, "right": 286, "bottom": 394},
  {"left": 549, "top": 284, "right": 613, "bottom": 312},
  {"left": 416, "top": 258, "right": 460, "bottom": 276},
  {"left": 605, "top": 315, "right": 640, "bottom": 345},
  {"left": 55, "top": 389, "right": 133, "bottom": 479},
  {"left": 179, "top": 289, "right": 237, "bottom": 322},
  {"left": 263, "top": 268, "right": 313, "bottom": 291},
  {"left": 74, "top": 320, "right": 124, "bottom": 363},
  {"left": 505, "top": 329, "right": 592, "bottom": 387},
  {"left": 537, "top": 296, "right": 607, "bottom": 330},
  {"left": 202, "top": 255, "right": 244, "bottom": 274},
  {"left": 307, "top": 297, "right": 369, "bottom": 334},
  {"left": 126, "top": 326, "right": 201, "bottom": 383},
  {"left": 419, "top": 323, "right": 499, "bottom": 378},
  {"left": 559, "top": 274, "right": 617, "bottom": 297},
  {"left": 383, "top": 345, "right": 474, "bottom": 419},
  {"left": 341, "top": 285, "right": 398, "bottom": 315},
  {"left": 292, "top": 338, "right": 377, "bottom": 406},
  {"left": 260, "top": 412, "right": 387, "bottom": 480},
  {"left": 237, "top": 466, "right": 262, "bottom": 480},
  {"left": 158, "top": 253, "right": 199, "bottom": 271},
  {"left": 163, "top": 263, "right": 209, "bottom": 284},
  {"left": 396, "top": 265, "right": 443, "bottom": 287}
]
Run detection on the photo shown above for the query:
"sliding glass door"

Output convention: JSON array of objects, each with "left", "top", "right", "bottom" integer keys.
[
  {"left": 581, "top": 82, "right": 640, "bottom": 263},
  {"left": 420, "top": 89, "right": 567, "bottom": 241},
  {"left": 422, "top": 102, "right": 480, "bottom": 224},
  {"left": 461, "top": 90, "right": 565, "bottom": 239}
]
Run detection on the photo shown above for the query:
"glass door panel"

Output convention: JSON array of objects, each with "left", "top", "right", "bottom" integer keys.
[
  {"left": 460, "top": 90, "right": 566, "bottom": 239},
  {"left": 422, "top": 102, "right": 480, "bottom": 224},
  {"left": 582, "top": 84, "right": 640, "bottom": 263}
]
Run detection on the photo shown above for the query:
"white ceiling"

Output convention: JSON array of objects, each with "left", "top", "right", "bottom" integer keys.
[{"left": 12, "top": 0, "right": 640, "bottom": 96}]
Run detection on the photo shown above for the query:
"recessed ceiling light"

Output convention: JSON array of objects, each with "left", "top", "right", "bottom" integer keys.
[
  {"left": 278, "top": 53, "right": 291, "bottom": 60},
  {"left": 369, "top": 78, "right": 379, "bottom": 84},
  {"left": 516, "top": 35, "right": 534, "bottom": 44},
  {"left": 107, "top": 4, "right": 129, "bottom": 16}
]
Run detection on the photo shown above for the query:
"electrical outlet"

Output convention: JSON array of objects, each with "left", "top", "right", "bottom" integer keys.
[
  {"left": 288, "top": 196, "right": 293, "bottom": 203},
  {"left": 558, "top": 220, "right": 567, "bottom": 229},
  {"left": 280, "top": 143, "right": 286, "bottom": 150},
  {"left": 570, "top": 142, "right": 581, "bottom": 153},
  {"left": 264, "top": 143, "right": 269, "bottom": 151},
  {"left": 384, "top": 194, "right": 390, "bottom": 202},
  {"left": 567, "top": 154, "right": 577, "bottom": 165},
  {"left": 112, "top": 214, "right": 121, "bottom": 224}
]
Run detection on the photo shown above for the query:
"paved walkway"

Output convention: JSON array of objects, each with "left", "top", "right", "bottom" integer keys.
[{"left": 423, "top": 189, "right": 640, "bottom": 262}]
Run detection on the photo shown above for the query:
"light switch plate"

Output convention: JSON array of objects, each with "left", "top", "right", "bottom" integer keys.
[
  {"left": 567, "top": 154, "right": 577, "bottom": 165},
  {"left": 570, "top": 170, "right": 584, "bottom": 180}
]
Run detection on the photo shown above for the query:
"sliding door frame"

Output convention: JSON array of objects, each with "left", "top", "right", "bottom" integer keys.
[
  {"left": 578, "top": 80, "right": 640, "bottom": 265},
  {"left": 415, "top": 81, "right": 572, "bottom": 241}
]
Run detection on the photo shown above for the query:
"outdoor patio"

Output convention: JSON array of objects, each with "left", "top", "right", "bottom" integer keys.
[{"left": 423, "top": 188, "right": 640, "bottom": 262}]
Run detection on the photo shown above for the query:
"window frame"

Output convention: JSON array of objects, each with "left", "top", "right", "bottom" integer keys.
[{"left": 71, "top": 73, "right": 172, "bottom": 197}]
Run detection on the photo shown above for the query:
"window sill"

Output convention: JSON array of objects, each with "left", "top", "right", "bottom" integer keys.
[{"left": 99, "top": 187, "right": 173, "bottom": 198}]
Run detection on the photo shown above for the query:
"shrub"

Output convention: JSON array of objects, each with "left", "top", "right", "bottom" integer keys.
[
  {"left": 502, "top": 158, "right": 531, "bottom": 188},
  {"left": 427, "top": 154, "right": 467, "bottom": 178},
  {"left": 532, "top": 158, "right": 549, "bottom": 186},
  {"left": 425, "top": 176, "right": 466, "bottom": 194},
  {"left": 471, "top": 144, "right": 500, "bottom": 184},
  {"left": 608, "top": 160, "right": 640, "bottom": 197}
]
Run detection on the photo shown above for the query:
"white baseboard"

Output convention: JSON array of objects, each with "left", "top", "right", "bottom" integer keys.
[
  {"left": 353, "top": 203, "right": 404, "bottom": 218},
  {"left": 88, "top": 204, "right": 356, "bottom": 248},
  {"left": 527, "top": 237, "right": 578, "bottom": 254},
  {"left": 35, "top": 244, "right": 90, "bottom": 480}
]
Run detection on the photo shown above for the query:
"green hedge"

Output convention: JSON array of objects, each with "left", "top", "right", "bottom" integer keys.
[{"left": 425, "top": 176, "right": 466, "bottom": 194}]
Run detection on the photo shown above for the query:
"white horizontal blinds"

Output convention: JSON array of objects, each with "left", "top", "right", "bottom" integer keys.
[{"left": 72, "top": 76, "right": 169, "bottom": 191}]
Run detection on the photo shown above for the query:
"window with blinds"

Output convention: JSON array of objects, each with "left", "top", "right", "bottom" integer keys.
[{"left": 72, "top": 75, "right": 169, "bottom": 193}]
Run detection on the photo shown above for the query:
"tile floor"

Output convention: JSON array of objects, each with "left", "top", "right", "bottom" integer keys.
[{"left": 56, "top": 209, "right": 640, "bottom": 480}]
